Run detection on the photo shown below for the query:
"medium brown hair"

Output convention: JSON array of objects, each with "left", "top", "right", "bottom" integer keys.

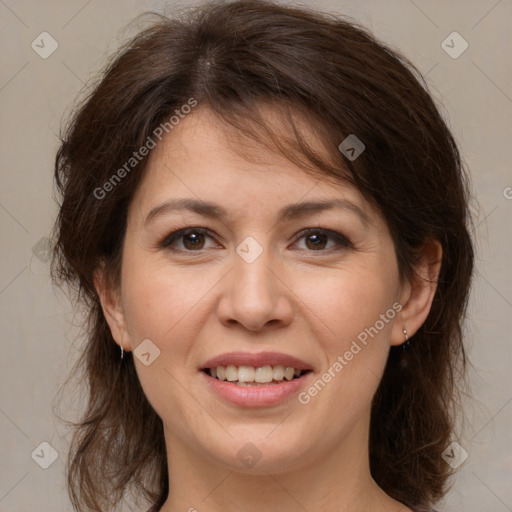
[{"left": 51, "top": 1, "right": 475, "bottom": 511}]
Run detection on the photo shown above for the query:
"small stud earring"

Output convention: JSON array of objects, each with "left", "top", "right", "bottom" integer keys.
[{"left": 402, "top": 328, "right": 411, "bottom": 351}]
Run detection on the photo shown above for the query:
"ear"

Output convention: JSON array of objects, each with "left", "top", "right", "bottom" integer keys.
[
  {"left": 93, "top": 266, "right": 131, "bottom": 353},
  {"left": 391, "top": 239, "right": 442, "bottom": 346}
]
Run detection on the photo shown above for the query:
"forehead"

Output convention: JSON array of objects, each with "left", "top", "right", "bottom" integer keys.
[{"left": 129, "top": 105, "right": 375, "bottom": 224}]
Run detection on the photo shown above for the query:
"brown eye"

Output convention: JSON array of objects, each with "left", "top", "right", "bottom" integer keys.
[
  {"left": 294, "top": 228, "right": 351, "bottom": 252},
  {"left": 160, "top": 228, "right": 215, "bottom": 251},
  {"left": 159, "top": 227, "right": 351, "bottom": 254},
  {"left": 182, "top": 231, "right": 206, "bottom": 250},
  {"left": 304, "top": 232, "right": 328, "bottom": 250}
]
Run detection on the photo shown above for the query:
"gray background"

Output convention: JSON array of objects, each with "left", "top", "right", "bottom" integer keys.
[{"left": 1, "top": 1, "right": 511, "bottom": 511}]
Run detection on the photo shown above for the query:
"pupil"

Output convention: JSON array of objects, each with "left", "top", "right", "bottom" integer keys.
[
  {"left": 184, "top": 232, "right": 203, "bottom": 250},
  {"left": 307, "top": 233, "right": 326, "bottom": 250}
]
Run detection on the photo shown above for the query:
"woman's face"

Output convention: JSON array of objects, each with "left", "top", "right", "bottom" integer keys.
[{"left": 105, "top": 106, "right": 413, "bottom": 474}]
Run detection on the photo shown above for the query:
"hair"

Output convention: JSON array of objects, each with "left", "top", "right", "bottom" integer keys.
[{"left": 50, "top": 1, "right": 475, "bottom": 511}]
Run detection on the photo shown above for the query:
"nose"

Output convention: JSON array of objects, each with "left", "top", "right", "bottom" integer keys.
[{"left": 217, "top": 244, "right": 294, "bottom": 332}]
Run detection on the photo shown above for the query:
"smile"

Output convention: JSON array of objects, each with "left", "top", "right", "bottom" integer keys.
[
  {"left": 200, "top": 366, "right": 314, "bottom": 407},
  {"left": 203, "top": 365, "right": 311, "bottom": 385}
]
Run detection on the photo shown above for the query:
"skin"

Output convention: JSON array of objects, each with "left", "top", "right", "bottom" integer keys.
[{"left": 95, "top": 105, "right": 441, "bottom": 512}]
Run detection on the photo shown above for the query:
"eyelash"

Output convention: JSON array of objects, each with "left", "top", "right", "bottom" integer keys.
[{"left": 158, "top": 227, "right": 352, "bottom": 254}]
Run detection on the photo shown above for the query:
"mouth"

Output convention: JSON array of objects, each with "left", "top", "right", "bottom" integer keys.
[
  {"left": 199, "top": 351, "right": 315, "bottom": 406},
  {"left": 201, "top": 365, "right": 313, "bottom": 386},
  {"left": 200, "top": 365, "right": 314, "bottom": 407}
]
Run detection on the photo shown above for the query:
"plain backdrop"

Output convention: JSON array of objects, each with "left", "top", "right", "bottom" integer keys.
[{"left": 1, "top": 1, "right": 511, "bottom": 511}]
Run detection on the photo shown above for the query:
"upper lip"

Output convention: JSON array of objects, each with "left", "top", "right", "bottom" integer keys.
[{"left": 201, "top": 351, "right": 313, "bottom": 371}]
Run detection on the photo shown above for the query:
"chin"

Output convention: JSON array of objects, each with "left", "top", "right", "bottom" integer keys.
[{"left": 202, "top": 434, "right": 311, "bottom": 475}]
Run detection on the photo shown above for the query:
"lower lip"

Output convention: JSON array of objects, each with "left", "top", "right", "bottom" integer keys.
[{"left": 200, "top": 370, "right": 312, "bottom": 407}]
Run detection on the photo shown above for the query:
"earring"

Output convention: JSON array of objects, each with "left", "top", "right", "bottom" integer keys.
[
  {"left": 402, "top": 328, "right": 410, "bottom": 350},
  {"left": 120, "top": 340, "right": 124, "bottom": 360}
]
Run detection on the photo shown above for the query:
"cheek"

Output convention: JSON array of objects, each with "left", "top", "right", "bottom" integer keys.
[
  {"left": 118, "top": 251, "right": 213, "bottom": 426},
  {"left": 293, "top": 269, "right": 395, "bottom": 427},
  {"left": 120, "top": 249, "right": 219, "bottom": 351},
  {"left": 295, "top": 262, "right": 398, "bottom": 348},
  {"left": 294, "top": 262, "right": 398, "bottom": 398}
]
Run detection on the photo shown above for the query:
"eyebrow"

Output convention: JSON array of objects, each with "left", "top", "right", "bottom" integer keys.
[{"left": 144, "top": 197, "right": 370, "bottom": 227}]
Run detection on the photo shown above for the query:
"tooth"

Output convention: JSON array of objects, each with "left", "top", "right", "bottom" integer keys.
[
  {"left": 216, "top": 366, "right": 226, "bottom": 380},
  {"left": 238, "top": 365, "right": 255, "bottom": 382},
  {"left": 211, "top": 364, "right": 303, "bottom": 383},
  {"left": 284, "top": 367, "right": 295, "bottom": 380},
  {"left": 225, "top": 365, "right": 238, "bottom": 381},
  {"left": 255, "top": 365, "right": 273, "bottom": 383},
  {"left": 273, "top": 365, "right": 285, "bottom": 380}
]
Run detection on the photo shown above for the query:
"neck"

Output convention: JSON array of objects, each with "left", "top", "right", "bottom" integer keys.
[{"left": 157, "top": 408, "right": 410, "bottom": 512}]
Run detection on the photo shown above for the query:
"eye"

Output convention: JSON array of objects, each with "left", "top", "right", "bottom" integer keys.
[
  {"left": 158, "top": 227, "right": 352, "bottom": 253},
  {"left": 293, "top": 228, "right": 351, "bottom": 252},
  {"left": 159, "top": 227, "right": 217, "bottom": 251}
]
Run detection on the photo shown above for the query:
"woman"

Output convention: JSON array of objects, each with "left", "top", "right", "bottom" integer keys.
[{"left": 51, "top": 1, "right": 474, "bottom": 511}]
